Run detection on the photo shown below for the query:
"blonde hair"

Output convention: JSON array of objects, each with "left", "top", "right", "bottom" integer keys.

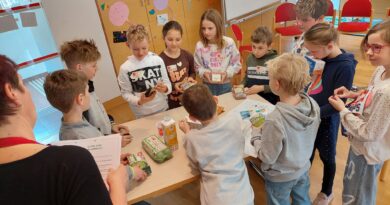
[
  {"left": 44, "top": 70, "right": 88, "bottom": 113},
  {"left": 295, "top": 0, "right": 328, "bottom": 19},
  {"left": 60, "top": 39, "right": 101, "bottom": 69},
  {"left": 199, "top": 9, "right": 224, "bottom": 49},
  {"left": 361, "top": 19, "right": 390, "bottom": 55},
  {"left": 304, "top": 23, "right": 339, "bottom": 46},
  {"left": 126, "top": 24, "right": 149, "bottom": 44},
  {"left": 267, "top": 53, "right": 311, "bottom": 95}
]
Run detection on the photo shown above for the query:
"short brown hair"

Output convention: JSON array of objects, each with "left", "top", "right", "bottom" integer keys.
[
  {"left": 44, "top": 69, "right": 88, "bottom": 113},
  {"left": 267, "top": 53, "right": 311, "bottom": 95},
  {"left": 295, "top": 0, "right": 328, "bottom": 20},
  {"left": 181, "top": 84, "right": 216, "bottom": 121},
  {"left": 127, "top": 24, "right": 149, "bottom": 44},
  {"left": 361, "top": 19, "right": 390, "bottom": 55},
  {"left": 60, "top": 39, "right": 101, "bottom": 69},
  {"left": 199, "top": 9, "right": 225, "bottom": 49},
  {"left": 0, "top": 55, "right": 23, "bottom": 125},
  {"left": 304, "top": 23, "right": 339, "bottom": 45},
  {"left": 251, "top": 26, "right": 273, "bottom": 46}
]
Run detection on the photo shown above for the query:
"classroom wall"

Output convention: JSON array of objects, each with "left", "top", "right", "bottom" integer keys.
[{"left": 41, "top": 0, "right": 120, "bottom": 102}]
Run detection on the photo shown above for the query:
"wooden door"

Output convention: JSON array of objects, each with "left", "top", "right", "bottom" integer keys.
[{"left": 143, "top": 0, "right": 190, "bottom": 54}]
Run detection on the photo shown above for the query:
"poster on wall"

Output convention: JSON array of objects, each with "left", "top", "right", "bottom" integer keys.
[{"left": 108, "top": 1, "right": 129, "bottom": 26}]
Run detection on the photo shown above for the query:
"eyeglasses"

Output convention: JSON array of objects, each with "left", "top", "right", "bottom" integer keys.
[{"left": 364, "top": 43, "right": 390, "bottom": 54}]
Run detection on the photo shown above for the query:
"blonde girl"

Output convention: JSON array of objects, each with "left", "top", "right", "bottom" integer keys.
[
  {"left": 303, "top": 23, "right": 357, "bottom": 205},
  {"left": 117, "top": 24, "right": 171, "bottom": 119},
  {"left": 329, "top": 19, "right": 390, "bottom": 205},
  {"left": 160, "top": 20, "right": 196, "bottom": 109},
  {"left": 194, "top": 9, "right": 241, "bottom": 95}
]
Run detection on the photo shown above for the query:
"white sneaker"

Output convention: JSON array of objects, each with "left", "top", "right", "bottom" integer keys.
[{"left": 313, "top": 192, "right": 334, "bottom": 205}]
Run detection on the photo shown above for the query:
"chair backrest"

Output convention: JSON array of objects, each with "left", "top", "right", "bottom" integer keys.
[
  {"left": 387, "top": 8, "right": 390, "bottom": 17},
  {"left": 275, "top": 3, "right": 297, "bottom": 23},
  {"left": 326, "top": 0, "right": 334, "bottom": 16},
  {"left": 341, "top": 0, "right": 372, "bottom": 17},
  {"left": 231, "top": 24, "right": 243, "bottom": 41}
]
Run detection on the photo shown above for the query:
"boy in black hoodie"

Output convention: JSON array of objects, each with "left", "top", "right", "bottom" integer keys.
[
  {"left": 304, "top": 23, "right": 356, "bottom": 205},
  {"left": 243, "top": 26, "right": 278, "bottom": 104}
]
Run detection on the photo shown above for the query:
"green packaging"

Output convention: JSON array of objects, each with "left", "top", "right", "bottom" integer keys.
[
  {"left": 142, "top": 135, "right": 173, "bottom": 163},
  {"left": 127, "top": 152, "right": 152, "bottom": 175}
]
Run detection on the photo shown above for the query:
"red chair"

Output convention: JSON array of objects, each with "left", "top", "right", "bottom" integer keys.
[
  {"left": 337, "top": 0, "right": 373, "bottom": 34},
  {"left": 231, "top": 24, "right": 252, "bottom": 54},
  {"left": 273, "top": 2, "right": 303, "bottom": 52},
  {"left": 325, "top": 0, "right": 336, "bottom": 26},
  {"left": 231, "top": 24, "right": 252, "bottom": 80},
  {"left": 387, "top": 8, "right": 390, "bottom": 18}
]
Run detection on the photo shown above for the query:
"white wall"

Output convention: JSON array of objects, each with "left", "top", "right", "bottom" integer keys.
[{"left": 41, "top": 0, "right": 120, "bottom": 102}]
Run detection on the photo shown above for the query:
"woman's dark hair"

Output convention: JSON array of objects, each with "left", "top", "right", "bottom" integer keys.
[{"left": 0, "top": 55, "right": 22, "bottom": 125}]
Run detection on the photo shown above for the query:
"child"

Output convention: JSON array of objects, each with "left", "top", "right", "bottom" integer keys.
[
  {"left": 194, "top": 9, "right": 241, "bottom": 96},
  {"left": 329, "top": 19, "right": 390, "bottom": 205},
  {"left": 243, "top": 26, "right": 278, "bottom": 104},
  {"left": 118, "top": 24, "right": 172, "bottom": 119},
  {"left": 44, "top": 69, "right": 147, "bottom": 181},
  {"left": 159, "top": 20, "right": 196, "bottom": 109},
  {"left": 251, "top": 53, "right": 320, "bottom": 205},
  {"left": 303, "top": 23, "right": 356, "bottom": 205},
  {"left": 292, "top": 0, "right": 329, "bottom": 55},
  {"left": 178, "top": 84, "right": 254, "bottom": 205},
  {"left": 60, "top": 39, "right": 131, "bottom": 145},
  {"left": 0, "top": 55, "right": 129, "bottom": 205}
]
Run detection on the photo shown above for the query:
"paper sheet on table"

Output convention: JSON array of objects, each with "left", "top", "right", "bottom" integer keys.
[
  {"left": 228, "top": 99, "right": 275, "bottom": 157},
  {"left": 51, "top": 134, "right": 121, "bottom": 182}
]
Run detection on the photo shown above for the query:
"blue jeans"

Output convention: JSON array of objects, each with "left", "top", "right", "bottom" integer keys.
[
  {"left": 265, "top": 171, "right": 311, "bottom": 205},
  {"left": 204, "top": 82, "right": 231, "bottom": 96},
  {"left": 342, "top": 149, "right": 383, "bottom": 205}
]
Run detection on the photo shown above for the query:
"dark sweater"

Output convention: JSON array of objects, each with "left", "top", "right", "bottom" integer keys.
[
  {"left": 310, "top": 49, "right": 357, "bottom": 118},
  {"left": 243, "top": 50, "right": 278, "bottom": 104}
]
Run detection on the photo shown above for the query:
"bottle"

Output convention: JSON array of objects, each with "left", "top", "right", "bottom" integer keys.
[{"left": 161, "top": 116, "right": 178, "bottom": 151}]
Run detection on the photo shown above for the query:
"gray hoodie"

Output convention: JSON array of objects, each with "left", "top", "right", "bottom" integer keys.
[{"left": 251, "top": 92, "right": 320, "bottom": 182}]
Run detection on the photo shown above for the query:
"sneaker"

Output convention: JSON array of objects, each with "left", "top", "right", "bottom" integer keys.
[{"left": 313, "top": 192, "right": 334, "bottom": 205}]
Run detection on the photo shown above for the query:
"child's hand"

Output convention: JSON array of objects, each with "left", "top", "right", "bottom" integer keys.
[
  {"left": 155, "top": 80, "right": 168, "bottom": 93},
  {"left": 328, "top": 95, "right": 346, "bottom": 112},
  {"left": 112, "top": 124, "right": 129, "bottom": 134},
  {"left": 120, "top": 153, "right": 130, "bottom": 165},
  {"left": 133, "top": 166, "right": 148, "bottom": 182},
  {"left": 174, "top": 82, "right": 184, "bottom": 93},
  {"left": 107, "top": 164, "right": 128, "bottom": 190},
  {"left": 245, "top": 85, "right": 264, "bottom": 95},
  {"left": 179, "top": 120, "right": 191, "bottom": 134},
  {"left": 121, "top": 133, "right": 133, "bottom": 147},
  {"left": 187, "top": 77, "right": 197, "bottom": 83},
  {"left": 334, "top": 86, "right": 359, "bottom": 99},
  {"left": 138, "top": 92, "right": 157, "bottom": 105},
  {"left": 203, "top": 71, "right": 212, "bottom": 83}
]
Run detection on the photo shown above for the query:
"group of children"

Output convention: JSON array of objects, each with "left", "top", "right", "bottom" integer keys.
[{"left": 35, "top": 0, "right": 390, "bottom": 204}]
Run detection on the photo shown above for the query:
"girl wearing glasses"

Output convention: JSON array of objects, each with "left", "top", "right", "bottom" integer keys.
[
  {"left": 329, "top": 19, "right": 390, "bottom": 205},
  {"left": 303, "top": 23, "right": 357, "bottom": 205}
]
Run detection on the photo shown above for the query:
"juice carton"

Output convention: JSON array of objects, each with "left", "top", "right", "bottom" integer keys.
[{"left": 161, "top": 116, "right": 179, "bottom": 151}]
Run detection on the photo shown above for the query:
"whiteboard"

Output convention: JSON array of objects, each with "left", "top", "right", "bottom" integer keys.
[{"left": 224, "top": 0, "right": 281, "bottom": 21}]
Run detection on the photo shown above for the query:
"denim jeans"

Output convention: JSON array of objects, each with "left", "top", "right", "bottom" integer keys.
[
  {"left": 265, "top": 171, "right": 311, "bottom": 205},
  {"left": 342, "top": 149, "right": 383, "bottom": 205},
  {"left": 204, "top": 82, "right": 232, "bottom": 96}
]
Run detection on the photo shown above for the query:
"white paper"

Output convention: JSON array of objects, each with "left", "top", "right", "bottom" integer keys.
[
  {"left": 51, "top": 134, "right": 122, "bottom": 183},
  {"left": 228, "top": 99, "right": 275, "bottom": 157},
  {"left": 157, "top": 13, "right": 169, "bottom": 25}
]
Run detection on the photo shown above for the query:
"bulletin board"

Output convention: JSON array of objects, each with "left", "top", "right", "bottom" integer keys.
[{"left": 95, "top": 0, "right": 221, "bottom": 75}]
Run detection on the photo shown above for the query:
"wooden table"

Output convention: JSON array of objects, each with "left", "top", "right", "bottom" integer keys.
[{"left": 121, "top": 93, "right": 267, "bottom": 203}]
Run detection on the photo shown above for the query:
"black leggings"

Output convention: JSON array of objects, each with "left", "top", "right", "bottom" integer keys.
[{"left": 310, "top": 116, "right": 340, "bottom": 196}]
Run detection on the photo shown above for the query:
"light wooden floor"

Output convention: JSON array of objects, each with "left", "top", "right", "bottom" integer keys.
[{"left": 106, "top": 34, "right": 390, "bottom": 205}]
